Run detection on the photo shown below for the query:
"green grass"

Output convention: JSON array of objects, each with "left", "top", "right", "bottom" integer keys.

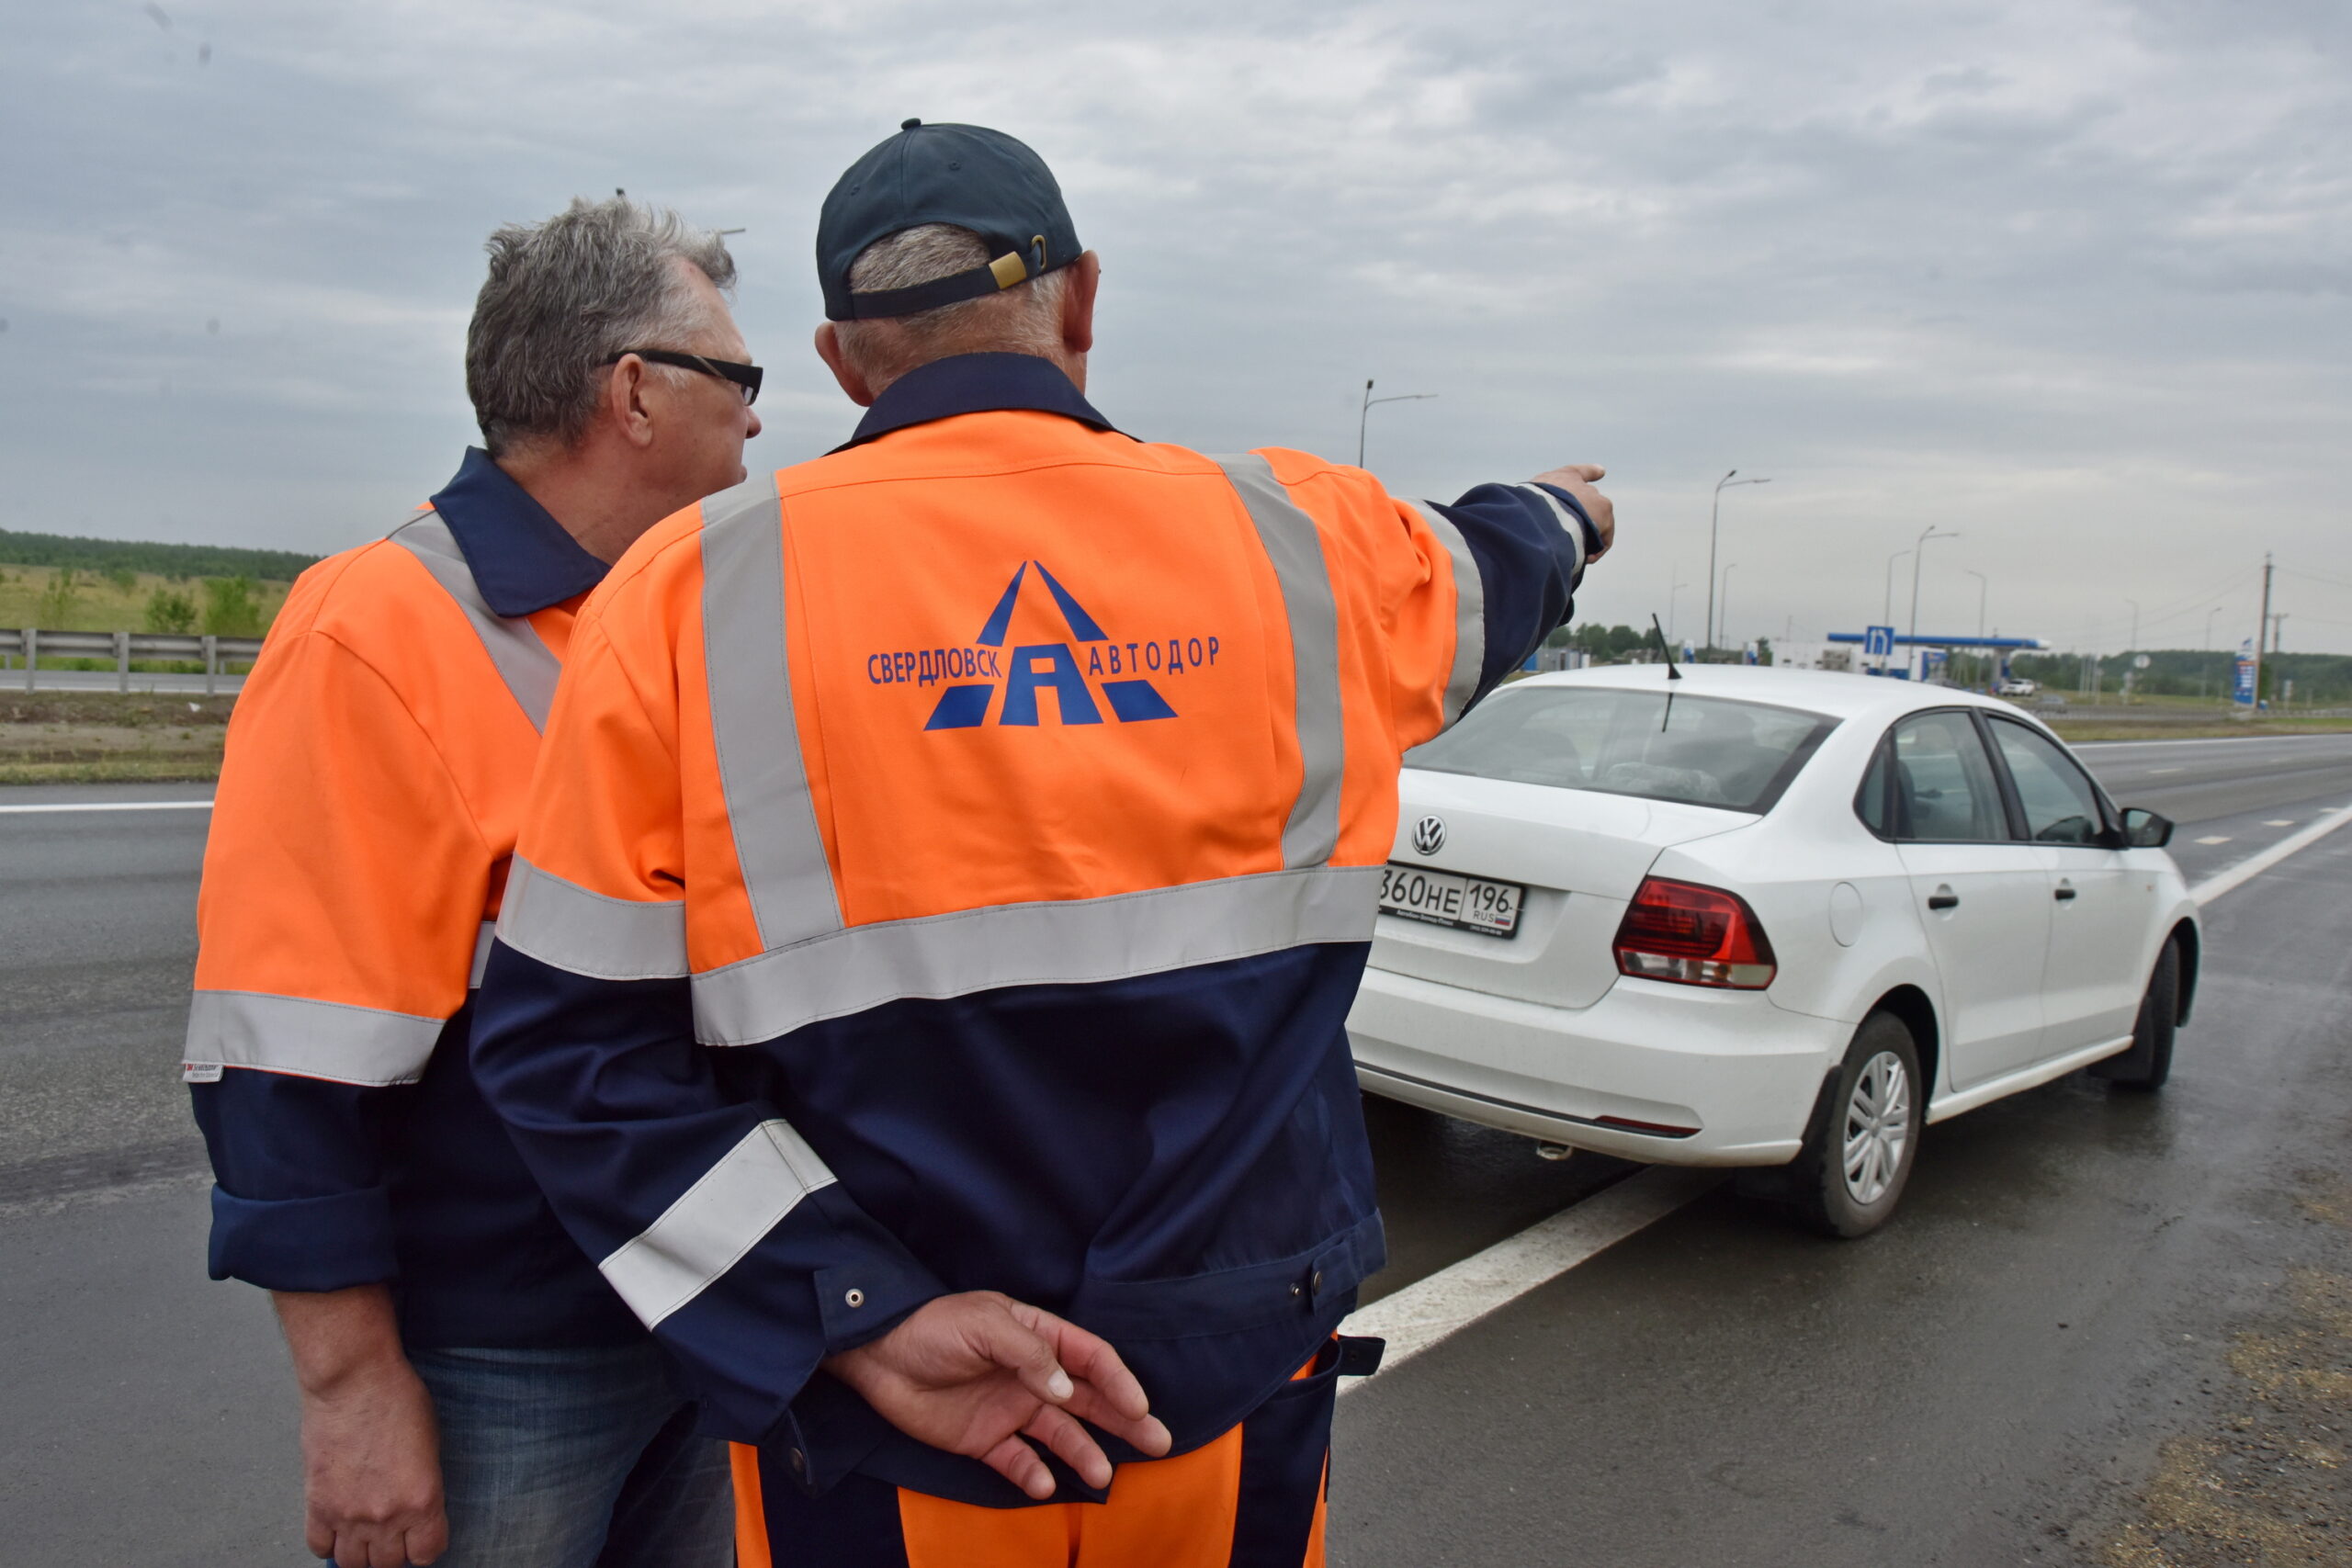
[
  {"left": 0, "top": 564, "right": 291, "bottom": 637},
  {"left": 2046, "top": 715, "right": 2352, "bottom": 741},
  {"left": 0, "top": 758, "right": 224, "bottom": 785}
]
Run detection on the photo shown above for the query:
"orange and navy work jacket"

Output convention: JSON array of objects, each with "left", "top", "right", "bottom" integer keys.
[
  {"left": 470, "top": 354, "right": 1597, "bottom": 1502},
  {"left": 185, "top": 449, "right": 643, "bottom": 1348}
]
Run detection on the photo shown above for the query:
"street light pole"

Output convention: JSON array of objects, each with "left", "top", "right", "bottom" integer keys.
[
  {"left": 1706, "top": 470, "right": 1770, "bottom": 655},
  {"left": 1357, "top": 378, "right": 1437, "bottom": 468},
  {"left": 1719, "top": 563, "right": 1738, "bottom": 652},
  {"left": 2203, "top": 604, "right": 2221, "bottom": 701},
  {"left": 1907, "top": 526, "right": 1958, "bottom": 671},
  {"left": 1962, "top": 569, "right": 1988, "bottom": 687}
]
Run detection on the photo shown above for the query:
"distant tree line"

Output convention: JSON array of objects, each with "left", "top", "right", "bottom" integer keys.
[
  {"left": 1550, "top": 623, "right": 1664, "bottom": 660},
  {"left": 0, "top": 527, "right": 316, "bottom": 583}
]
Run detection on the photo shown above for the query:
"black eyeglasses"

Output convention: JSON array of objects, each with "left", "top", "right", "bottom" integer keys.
[{"left": 603, "top": 348, "right": 763, "bottom": 406}]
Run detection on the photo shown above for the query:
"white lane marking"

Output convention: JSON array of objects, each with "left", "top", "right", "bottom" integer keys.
[
  {"left": 0, "top": 800, "right": 213, "bottom": 815},
  {"left": 2149, "top": 767, "right": 2185, "bottom": 775},
  {"left": 1337, "top": 1167, "right": 1723, "bottom": 1393},
  {"left": 2191, "top": 802, "right": 2352, "bottom": 907},
  {"left": 2264, "top": 819, "right": 2296, "bottom": 827},
  {"left": 2195, "top": 836, "right": 2233, "bottom": 845}
]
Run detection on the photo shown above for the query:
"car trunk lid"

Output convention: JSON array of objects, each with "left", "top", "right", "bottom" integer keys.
[{"left": 1374, "top": 770, "right": 1754, "bottom": 1010}]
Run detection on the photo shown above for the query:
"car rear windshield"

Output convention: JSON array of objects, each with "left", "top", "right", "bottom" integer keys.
[{"left": 1404, "top": 685, "right": 1838, "bottom": 814}]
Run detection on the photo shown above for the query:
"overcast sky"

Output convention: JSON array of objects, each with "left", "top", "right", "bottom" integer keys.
[{"left": 5, "top": 0, "right": 2348, "bottom": 654}]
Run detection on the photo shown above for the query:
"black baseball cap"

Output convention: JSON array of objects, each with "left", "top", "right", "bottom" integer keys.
[{"left": 817, "top": 119, "right": 1082, "bottom": 321}]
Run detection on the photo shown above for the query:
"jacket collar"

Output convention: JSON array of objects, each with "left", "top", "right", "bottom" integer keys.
[
  {"left": 428, "top": 447, "right": 608, "bottom": 617},
  {"left": 837, "top": 352, "right": 1124, "bottom": 451}
]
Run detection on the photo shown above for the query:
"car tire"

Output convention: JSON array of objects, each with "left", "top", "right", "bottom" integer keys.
[
  {"left": 1780, "top": 1012, "right": 1924, "bottom": 1239},
  {"left": 2089, "top": 940, "right": 2179, "bottom": 1091}
]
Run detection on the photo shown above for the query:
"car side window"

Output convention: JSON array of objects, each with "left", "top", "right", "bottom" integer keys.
[
  {"left": 1988, "top": 718, "right": 2107, "bottom": 845},
  {"left": 1856, "top": 742, "right": 1892, "bottom": 837},
  {"left": 1887, "top": 712, "right": 2009, "bottom": 842}
]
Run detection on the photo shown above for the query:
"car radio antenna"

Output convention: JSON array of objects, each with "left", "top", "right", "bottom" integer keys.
[{"left": 1650, "top": 614, "right": 1681, "bottom": 729}]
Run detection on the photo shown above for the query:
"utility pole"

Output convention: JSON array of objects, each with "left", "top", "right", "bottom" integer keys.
[
  {"left": 1706, "top": 471, "right": 1769, "bottom": 653},
  {"left": 2203, "top": 605, "right": 2220, "bottom": 701},
  {"left": 2252, "top": 552, "right": 2272, "bottom": 712},
  {"left": 2123, "top": 599, "right": 2141, "bottom": 702}
]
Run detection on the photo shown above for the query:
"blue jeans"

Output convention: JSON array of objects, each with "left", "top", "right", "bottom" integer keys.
[{"left": 406, "top": 1342, "right": 732, "bottom": 1568}]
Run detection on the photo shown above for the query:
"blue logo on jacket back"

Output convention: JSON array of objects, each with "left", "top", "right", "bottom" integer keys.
[{"left": 864, "top": 561, "right": 1217, "bottom": 730}]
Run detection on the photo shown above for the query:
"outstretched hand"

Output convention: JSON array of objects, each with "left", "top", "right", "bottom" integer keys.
[
  {"left": 1532, "top": 463, "right": 1615, "bottom": 559},
  {"left": 822, "top": 1292, "right": 1171, "bottom": 1499}
]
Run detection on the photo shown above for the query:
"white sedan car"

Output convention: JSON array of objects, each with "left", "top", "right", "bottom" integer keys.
[{"left": 1348, "top": 664, "right": 2200, "bottom": 1236}]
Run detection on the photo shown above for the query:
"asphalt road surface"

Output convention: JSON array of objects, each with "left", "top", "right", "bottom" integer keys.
[{"left": 3, "top": 735, "right": 2348, "bottom": 1565}]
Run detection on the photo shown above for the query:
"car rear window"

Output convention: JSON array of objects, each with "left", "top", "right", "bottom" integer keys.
[{"left": 1404, "top": 685, "right": 1838, "bottom": 813}]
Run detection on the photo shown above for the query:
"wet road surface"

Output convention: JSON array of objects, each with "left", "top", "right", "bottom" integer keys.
[{"left": 2, "top": 736, "right": 2346, "bottom": 1563}]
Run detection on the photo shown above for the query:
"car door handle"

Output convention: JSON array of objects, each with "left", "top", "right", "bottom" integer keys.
[
  {"left": 1927, "top": 886, "right": 1960, "bottom": 910},
  {"left": 2053, "top": 880, "right": 2077, "bottom": 902}
]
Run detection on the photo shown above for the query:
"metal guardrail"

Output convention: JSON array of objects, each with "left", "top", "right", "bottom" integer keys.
[{"left": 0, "top": 628, "right": 266, "bottom": 695}]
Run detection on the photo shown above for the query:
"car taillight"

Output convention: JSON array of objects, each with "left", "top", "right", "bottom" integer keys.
[{"left": 1613, "top": 877, "right": 1777, "bottom": 989}]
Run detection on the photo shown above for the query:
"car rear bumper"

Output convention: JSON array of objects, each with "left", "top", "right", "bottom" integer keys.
[{"left": 1346, "top": 965, "right": 1843, "bottom": 1167}]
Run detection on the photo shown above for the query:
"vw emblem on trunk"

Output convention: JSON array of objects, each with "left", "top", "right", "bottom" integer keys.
[{"left": 1410, "top": 815, "right": 1447, "bottom": 856}]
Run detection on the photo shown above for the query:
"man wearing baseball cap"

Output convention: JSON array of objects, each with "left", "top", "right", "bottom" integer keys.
[{"left": 471, "top": 120, "right": 1615, "bottom": 1565}]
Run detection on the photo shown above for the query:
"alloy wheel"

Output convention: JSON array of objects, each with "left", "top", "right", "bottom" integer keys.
[{"left": 1841, "top": 1050, "right": 1911, "bottom": 1206}]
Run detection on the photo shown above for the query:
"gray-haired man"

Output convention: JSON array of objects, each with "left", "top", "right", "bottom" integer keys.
[{"left": 185, "top": 197, "right": 757, "bottom": 1567}]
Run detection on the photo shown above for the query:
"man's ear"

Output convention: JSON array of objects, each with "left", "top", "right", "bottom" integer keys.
[
  {"left": 814, "top": 322, "right": 877, "bottom": 407},
  {"left": 603, "top": 354, "right": 659, "bottom": 449},
  {"left": 1060, "top": 252, "right": 1100, "bottom": 356}
]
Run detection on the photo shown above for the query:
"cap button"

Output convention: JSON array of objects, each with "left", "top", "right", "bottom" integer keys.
[{"left": 901, "top": 118, "right": 922, "bottom": 130}]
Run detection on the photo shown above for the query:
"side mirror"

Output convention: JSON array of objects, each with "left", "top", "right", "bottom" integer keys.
[{"left": 2121, "top": 807, "right": 2173, "bottom": 849}]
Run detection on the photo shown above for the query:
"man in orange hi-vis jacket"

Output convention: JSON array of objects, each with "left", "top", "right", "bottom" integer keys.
[
  {"left": 471, "top": 122, "right": 1615, "bottom": 1567},
  {"left": 185, "top": 199, "right": 761, "bottom": 1568}
]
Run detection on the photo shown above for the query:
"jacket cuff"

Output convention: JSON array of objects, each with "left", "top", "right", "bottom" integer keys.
[
  {"left": 207, "top": 1183, "right": 400, "bottom": 1292},
  {"left": 654, "top": 1182, "right": 948, "bottom": 1446},
  {"left": 1528, "top": 482, "right": 1601, "bottom": 576}
]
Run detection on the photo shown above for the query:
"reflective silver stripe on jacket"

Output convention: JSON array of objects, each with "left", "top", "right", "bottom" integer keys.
[
  {"left": 469, "top": 919, "right": 496, "bottom": 988},
  {"left": 699, "top": 479, "right": 845, "bottom": 953},
  {"left": 1407, "top": 501, "right": 1487, "bottom": 728},
  {"left": 691, "top": 864, "right": 1381, "bottom": 1047},
  {"left": 388, "top": 513, "right": 562, "bottom": 731},
  {"left": 598, "top": 1119, "right": 837, "bottom": 1327},
  {"left": 1212, "top": 454, "right": 1345, "bottom": 869},
  {"left": 497, "top": 857, "right": 688, "bottom": 980},
  {"left": 183, "top": 990, "right": 444, "bottom": 1087}
]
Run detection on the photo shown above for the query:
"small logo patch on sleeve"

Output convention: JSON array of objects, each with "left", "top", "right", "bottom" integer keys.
[{"left": 181, "top": 1062, "right": 224, "bottom": 1084}]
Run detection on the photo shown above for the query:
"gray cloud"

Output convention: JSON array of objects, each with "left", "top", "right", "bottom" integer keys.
[{"left": 2, "top": 0, "right": 2346, "bottom": 652}]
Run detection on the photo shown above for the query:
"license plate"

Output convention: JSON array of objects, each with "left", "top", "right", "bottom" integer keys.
[{"left": 1378, "top": 863, "right": 1525, "bottom": 938}]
